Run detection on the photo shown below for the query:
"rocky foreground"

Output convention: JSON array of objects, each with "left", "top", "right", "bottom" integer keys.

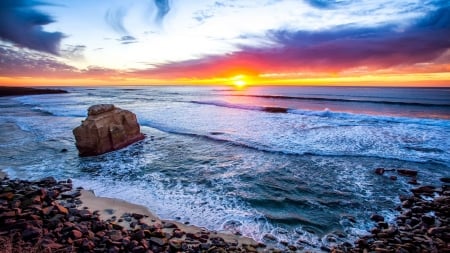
[
  {"left": 0, "top": 175, "right": 266, "bottom": 253},
  {"left": 332, "top": 171, "right": 450, "bottom": 253},
  {"left": 1, "top": 173, "right": 449, "bottom": 253}
]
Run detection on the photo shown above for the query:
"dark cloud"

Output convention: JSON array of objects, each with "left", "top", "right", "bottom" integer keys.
[
  {"left": 133, "top": 6, "right": 450, "bottom": 78},
  {"left": 105, "top": 7, "right": 129, "bottom": 35},
  {"left": 0, "top": 0, "right": 64, "bottom": 55}
]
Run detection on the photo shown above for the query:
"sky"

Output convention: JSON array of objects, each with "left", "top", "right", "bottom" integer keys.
[{"left": 0, "top": 0, "right": 449, "bottom": 87}]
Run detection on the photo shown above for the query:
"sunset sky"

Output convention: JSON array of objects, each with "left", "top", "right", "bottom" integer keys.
[{"left": 0, "top": 0, "right": 449, "bottom": 86}]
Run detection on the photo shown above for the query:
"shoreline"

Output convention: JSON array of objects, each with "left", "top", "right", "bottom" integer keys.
[
  {"left": 79, "top": 189, "right": 261, "bottom": 247},
  {"left": 0, "top": 170, "right": 269, "bottom": 252},
  {"left": 1, "top": 170, "right": 449, "bottom": 252}
]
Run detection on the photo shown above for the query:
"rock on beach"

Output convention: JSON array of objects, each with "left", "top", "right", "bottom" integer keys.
[
  {"left": 73, "top": 104, "right": 145, "bottom": 156},
  {"left": 0, "top": 175, "right": 266, "bottom": 253},
  {"left": 332, "top": 182, "right": 450, "bottom": 252}
]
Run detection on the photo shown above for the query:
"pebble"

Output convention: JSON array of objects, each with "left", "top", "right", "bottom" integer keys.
[
  {"left": 0, "top": 177, "right": 268, "bottom": 252},
  {"left": 332, "top": 180, "right": 450, "bottom": 253}
]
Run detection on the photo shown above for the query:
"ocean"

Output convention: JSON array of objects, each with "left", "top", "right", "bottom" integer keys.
[{"left": 0, "top": 86, "right": 449, "bottom": 250}]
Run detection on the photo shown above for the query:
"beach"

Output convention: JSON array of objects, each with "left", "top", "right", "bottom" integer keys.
[
  {"left": 0, "top": 86, "right": 449, "bottom": 252},
  {"left": 0, "top": 171, "right": 270, "bottom": 252},
  {"left": 1, "top": 170, "right": 449, "bottom": 252},
  {"left": 1, "top": 0, "right": 449, "bottom": 250}
]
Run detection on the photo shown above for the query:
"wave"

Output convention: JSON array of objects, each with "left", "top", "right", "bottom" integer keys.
[
  {"left": 228, "top": 94, "right": 450, "bottom": 107},
  {"left": 138, "top": 121, "right": 449, "bottom": 166},
  {"left": 190, "top": 100, "right": 450, "bottom": 127},
  {"left": 191, "top": 100, "right": 289, "bottom": 113}
]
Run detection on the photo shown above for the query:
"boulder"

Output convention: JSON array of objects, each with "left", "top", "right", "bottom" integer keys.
[
  {"left": 397, "top": 169, "right": 418, "bottom": 177},
  {"left": 73, "top": 104, "right": 145, "bottom": 156}
]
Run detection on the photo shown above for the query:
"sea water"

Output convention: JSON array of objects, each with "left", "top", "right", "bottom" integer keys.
[{"left": 0, "top": 86, "right": 449, "bottom": 250}]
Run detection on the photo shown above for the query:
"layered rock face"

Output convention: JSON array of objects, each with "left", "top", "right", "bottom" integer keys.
[{"left": 73, "top": 104, "right": 145, "bottom": 156}]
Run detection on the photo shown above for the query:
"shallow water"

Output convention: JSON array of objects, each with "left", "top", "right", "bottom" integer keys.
[{"left": 0, "top": 86, "right": 449, "bottom": 250}]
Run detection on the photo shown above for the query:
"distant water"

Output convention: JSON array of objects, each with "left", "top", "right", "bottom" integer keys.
[{"left": 0, "top": 86, "right": 449, "bottom": 250}]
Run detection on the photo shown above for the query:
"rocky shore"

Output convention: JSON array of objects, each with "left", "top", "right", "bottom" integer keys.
[
  {"left": 332, "top": 171, "right": 450, "bottom": 253},
  {"left": 1, "top": 170, "right": 449, "bottom": 253},
  {"left": 0, "top": 173, "right": 266, "bottom": 253}
]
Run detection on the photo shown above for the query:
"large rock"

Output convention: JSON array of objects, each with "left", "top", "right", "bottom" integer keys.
[{"left": 73, "top": 104, "right": 145, "bottom": 156}]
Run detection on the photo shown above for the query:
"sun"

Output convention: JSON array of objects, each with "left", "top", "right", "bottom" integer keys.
[
  {"left": 231, "top": 75, "right": 248, "bottom": 89},
  {"left": 233, "top": 79, "right": 246, "bottom": 88}
]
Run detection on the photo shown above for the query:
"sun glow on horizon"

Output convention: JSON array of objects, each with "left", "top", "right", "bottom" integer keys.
[{"left": 230, "top": 75, "right": 248, "bottom": 89}]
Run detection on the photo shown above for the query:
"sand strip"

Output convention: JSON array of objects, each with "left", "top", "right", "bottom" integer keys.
[{"left": 79, "top": 189, "right": 263, "bottom": 249}]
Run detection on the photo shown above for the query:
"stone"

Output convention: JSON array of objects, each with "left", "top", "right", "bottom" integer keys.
[
  {"left": 149, "top": 237, "right": 167, "bottom": 246},
  {"left": 374, "top": 168, "right": 385, "bottom": 175},
  {"left": 54, "top": 203, "right": 69, "bottom": 215},
  {"left": 108, "top": 230, "right": 123, "bottom": 241},
  {"left": 22, "top": 226, "right": 42, "bottom": 240},
  {"left": 61, "top": 190, "right": 81, "bottom": 199},
  {"left": 263, "top": 233, "right": 278, "bottom": 242},
  {"left": 78, "top": 209, "right": 92, "bottom": 219},
  {"left": 39, "top": 176, "right": 57, "bottom": 185},
  {"left": 132, "top": 246, "right": 145, "bottom": 253},
  {"left": 440, "top": 177, "right": 450, "bottom": 183},
  {"left": 411, "top": 185, "right": 436, "bottom": 195},
  {"left": 73, "top": 104, "right": 145, "bottom": 156},
  {"left": 45, "top": 242, "right": 64, "bottom": 249},
  {"left": 172, "top": 229, "right": 184, "bottom": 238},
  {"left": 397, "top": 169, "right": 418, "bottom": 177},
  {"left": 163, "top": 222, "right": 178, "bottom": 229},
  {"left": 131, "top": 213, "right": 144, "bottom": 220},
  {"left": 169, "top": 239, "right": 183, "bottom": 250},
  {"left": 71, "top": 229, "right": 83, "bottom": 239},
  {"left": 408, "top": 178, "right": 419, "bottom": 185},
  {"left": 370, "top": 214, "right": 385, "bottom": 222},
  {"left": 42, "top": 206, "right": 53, "bottom": 215}
]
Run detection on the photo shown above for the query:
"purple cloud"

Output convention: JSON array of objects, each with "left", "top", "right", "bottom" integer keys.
[
  {"left": 0, "top": 0, "right": 64, "bottom": 55},
  {"left": 0, "top": 44, "right": 76, "bottom": 76},
  {"left": 136, "top": 5, "right": 450, "bottom": 77},
  {"left": 261, "top": 6, "right": 450, "bottom": 70}
]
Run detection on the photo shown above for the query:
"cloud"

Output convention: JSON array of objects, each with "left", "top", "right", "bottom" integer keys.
[
  {"left": 105, "top": 1, "right": 171, "bottom": 36},
  {"left": 304, "top": 0, "right": 350, "bottom": 9},
  {"left": 105, "top": 7, "right": 129, "bottom": 35},
  {"left": 0, "top": 0, "right": 64, "bottom": 55},
  {"left": 133, "top": 5, "right": 450, "bottom": 78},
  {"left": 193, "top": 10, "right": 214, "bottom": 24},
  {"left": 0, "top": 44, "right": 76, "bottom": 76},
  {"left": 118, "top": 35, "right": 138, "bottom": 44},
  {"left": 60, "top": 44, "right": 86, "bottom": 60},
  {"left": 0, "top": 44, "right": 121, "bottom": 79},
  {"left": 153, "top": 0, "right": 170, "bottom": 24}
]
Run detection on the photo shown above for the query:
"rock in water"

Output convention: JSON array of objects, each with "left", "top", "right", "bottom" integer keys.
[{"left": 73, "top": 104, "right": 145, "bottom": 156}]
